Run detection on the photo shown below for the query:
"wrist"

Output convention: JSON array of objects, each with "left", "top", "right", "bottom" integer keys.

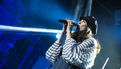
[
  {"left": 67, "top": 30, "right": 71, "bottom": 33},
  {"left": 56, "top": 38, "right": 61, "bottom": 44},
  {"left": 66, "top": 36, "right": 71, "bottom": 40},
  {"left": 61, "top": 32, "right": 66, "bottom": 37}
]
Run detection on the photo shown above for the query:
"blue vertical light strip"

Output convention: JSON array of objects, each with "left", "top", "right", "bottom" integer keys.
[
  {"left": 114, "top": 10, "right": 121, "bottom": 40},
  {"left": 114, "top": 10, "right": 121, "bottom": 26}
]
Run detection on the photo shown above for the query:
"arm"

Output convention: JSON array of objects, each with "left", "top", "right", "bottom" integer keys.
[
  {"left": 45, "top": 24, "right": 67, "bottom": 65},
  {"left": 45, "top": 39, "right": 62, "bottom": 65},
  {"left": 62, "top": 37, "right": 97, "bottom": 67}
]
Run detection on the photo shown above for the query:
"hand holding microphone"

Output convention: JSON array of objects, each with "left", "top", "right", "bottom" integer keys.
[
  {"left": 66, "top": 18, "right": 74, "bottom": 32},
  {"left": 58, "top": 18, "right": 78, "bottom": 32},
  {"left": 55, "top": 18, "right": 77, "bottom": 43},
  {"left": 58, "top": 18, "right": 78, "bottom": 40},
  {"left": 65, "top": 18, "right": 74, "bottom": 40}
]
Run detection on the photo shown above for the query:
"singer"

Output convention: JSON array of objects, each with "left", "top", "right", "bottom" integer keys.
[{"left": 45, "top": 16, "right": 101, "bottom": 69}]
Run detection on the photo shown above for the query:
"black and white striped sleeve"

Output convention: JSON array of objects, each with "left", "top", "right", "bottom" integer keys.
[
  {"left": 45, "top": 41, "right": 62, "bottom": 65},
  {"left": 62, "top": 37, "right": 96, "bottom": 67}
]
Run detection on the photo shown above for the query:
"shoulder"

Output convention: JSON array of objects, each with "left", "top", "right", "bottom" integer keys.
[
  {"left": 83, "top": 37, "right": 94, "bottom": 43},
  {"left": 87, "top": 37, "right": 97, "bottom": 47},
  {"left": 82, "top": 37, "right": 97, "bottom": 47},
  {"left": 88, "top": 37, "right": 96, "bottom": 42}
]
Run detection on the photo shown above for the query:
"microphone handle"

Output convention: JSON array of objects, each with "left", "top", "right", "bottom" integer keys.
[{"left": 58, "top": 20, "right": 78, "bottom": 26}]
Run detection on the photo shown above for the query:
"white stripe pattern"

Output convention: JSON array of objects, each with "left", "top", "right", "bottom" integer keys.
[
  {"left": 45, "top": 41, "right": 62, "bottom": 65},
  {"left": 62, "top": 37, "right": 97, "bottom": 69},
  {"left": 45, "top": 37, "right": 97, "bottom": 69}
]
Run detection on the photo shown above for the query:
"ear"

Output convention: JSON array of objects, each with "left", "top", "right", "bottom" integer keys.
[{"left": 86, "top": 27, "right": 91, "bottom": 34}]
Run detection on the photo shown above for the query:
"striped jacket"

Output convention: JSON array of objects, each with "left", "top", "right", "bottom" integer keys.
[{"left": 45, "top": 37, "right": 97, "bottom": 69}]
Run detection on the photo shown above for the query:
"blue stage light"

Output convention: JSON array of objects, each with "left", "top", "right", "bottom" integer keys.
[
  {"left": 0, "top": 25, "right": 62, "bottom": 33},
  {"left": 0, "top": 25, "right": 74, "bottom": 34}
]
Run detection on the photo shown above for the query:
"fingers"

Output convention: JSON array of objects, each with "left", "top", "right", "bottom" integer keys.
[
  {"left": 66, "top": 18, "right": 71, "bottom": 25},
  {"left": 62, "top": 18, "right": 72, "bottom": 34},
  {"left": 69, "top": 18, "right": 70, "bottom": 20},
  {"left": 66, "top": 18, "right": 70, "bottom": 20}
]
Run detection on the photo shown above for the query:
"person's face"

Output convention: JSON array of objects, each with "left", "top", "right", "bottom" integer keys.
[{"left": 78, "top": 19, "right": 87, "bottom": 31}]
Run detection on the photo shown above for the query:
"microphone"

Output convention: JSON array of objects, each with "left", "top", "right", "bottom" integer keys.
[{"left": 58, "top": 19, "right": 78, "bottom": 26}]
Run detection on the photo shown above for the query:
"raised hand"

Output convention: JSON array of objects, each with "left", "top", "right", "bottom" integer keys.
[
  {"left": 66, "top": 18, "right": 74, "bottom": 40},
  {"left": 66, "top": 18, "right": 74, "bottom": 33}
]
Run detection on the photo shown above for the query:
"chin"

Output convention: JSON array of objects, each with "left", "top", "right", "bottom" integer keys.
[{"left": 79, "top": 29, "right": 85, "bottom": 31}]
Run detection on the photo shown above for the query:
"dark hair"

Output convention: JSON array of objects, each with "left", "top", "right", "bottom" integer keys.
[{"left": 71, "top": 27, "right": 90, "bottom": 42}]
